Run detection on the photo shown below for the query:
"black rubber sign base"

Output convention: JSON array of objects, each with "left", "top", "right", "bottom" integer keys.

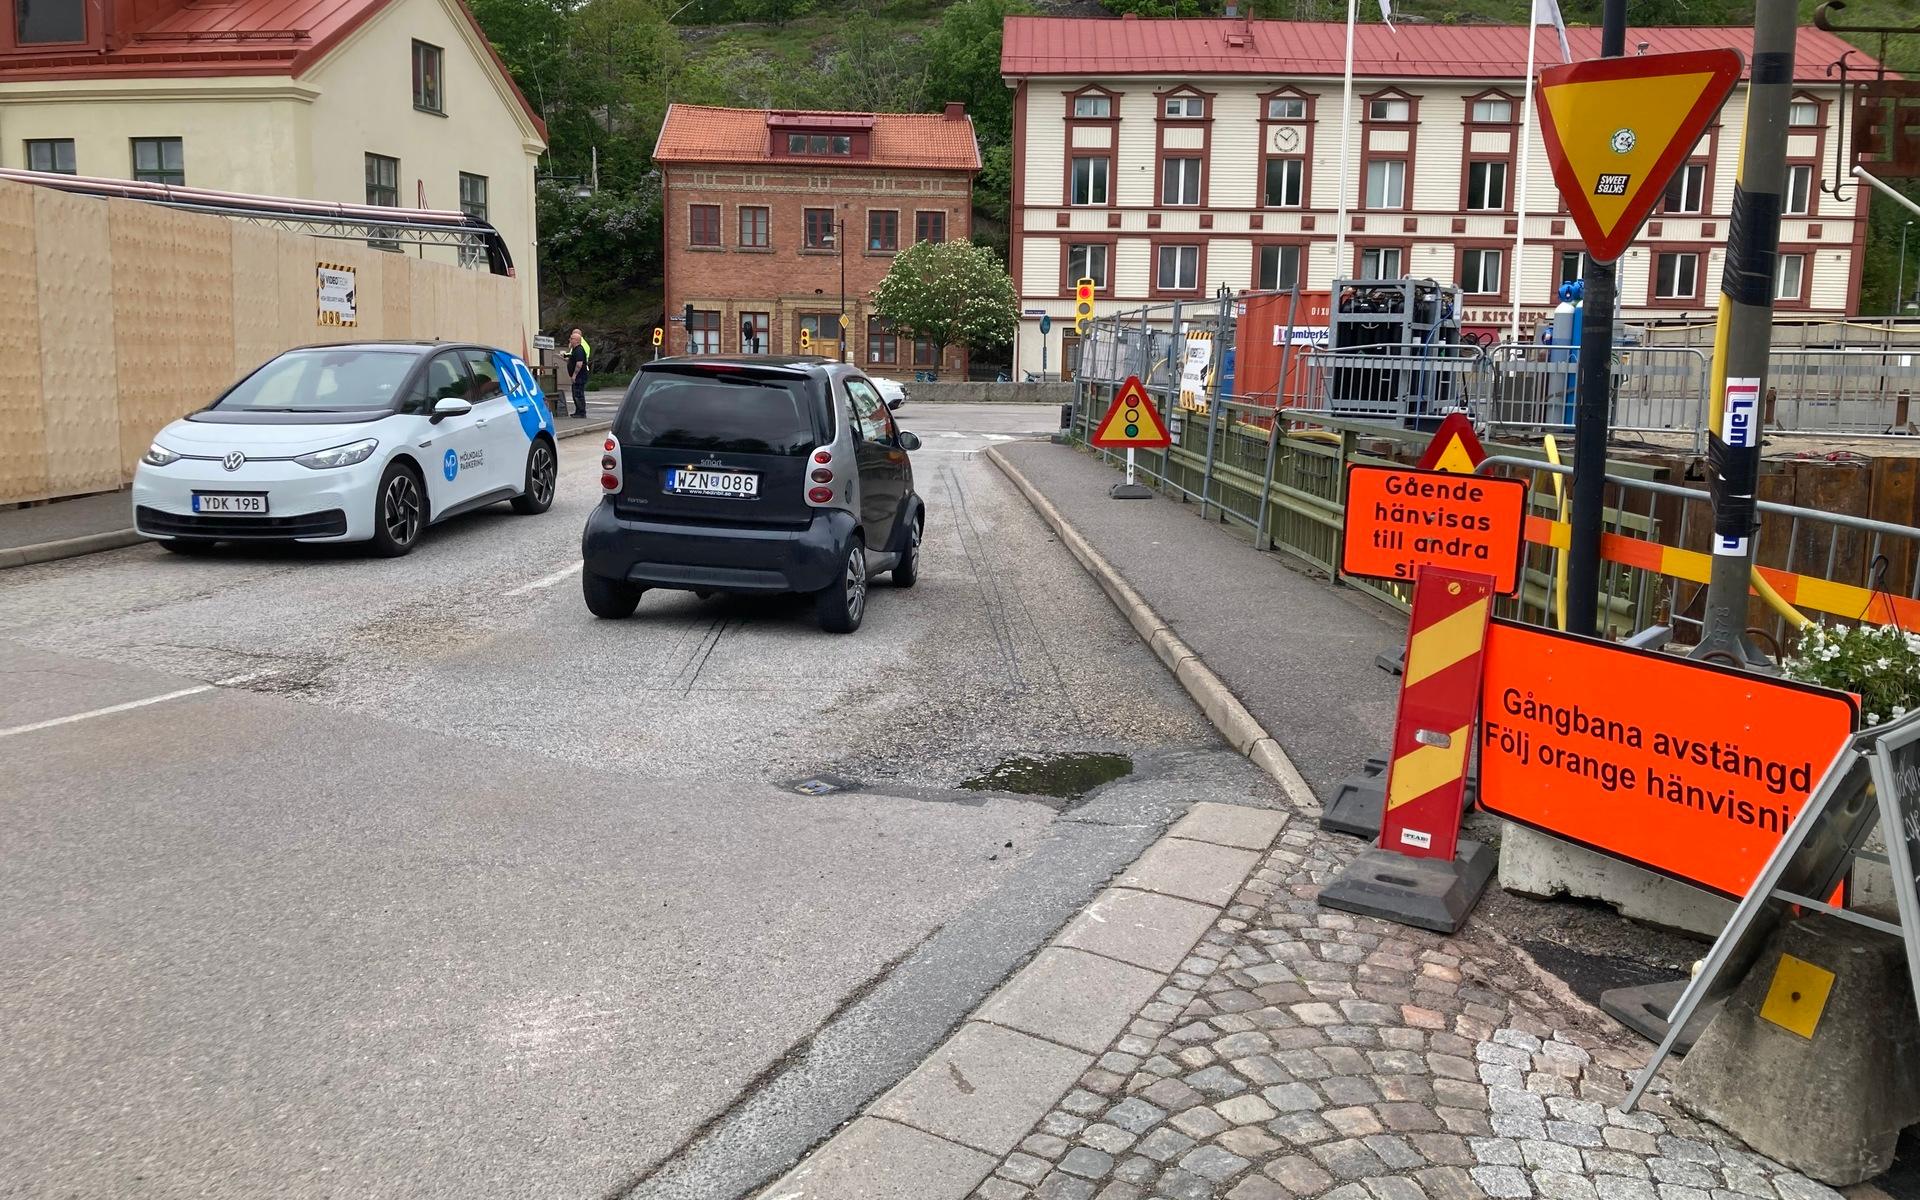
[{"left": 1319, "top": 839, "right": 1496, "bottom": 934}]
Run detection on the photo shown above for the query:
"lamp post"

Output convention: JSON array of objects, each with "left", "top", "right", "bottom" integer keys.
[
  {"left": 837, "top": 218, "right": 848, "bottom": 363},
  {"left": 1900, "top": 221, "right": 1915, "bottom": 317}
]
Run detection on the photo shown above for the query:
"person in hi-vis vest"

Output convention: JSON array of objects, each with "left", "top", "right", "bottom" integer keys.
[{"left": 567, "top": 329, "right": 591, "bottom": 418}]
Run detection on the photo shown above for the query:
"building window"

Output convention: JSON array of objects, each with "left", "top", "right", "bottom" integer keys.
[
  {"left": 1467, "top": 161, "right": 1508, "bottom": 211},
  {"left": 1267, "top": 96, "right": 1306, "bottom": 120},
  {"left": 914, "top": 210, "right": 946, "bottom": 244},
  {"left": 16, "top": 0, "right": 84, "bottom": 43},
  {"left": 1067, "top": 243, "right": 1109, "bottom": 289},
  {"left": 1785, "top": 164, "right": 1813, "bottom": 216},
  {"left": 364, "top": 153, "right": 398, "bottom": 206},
  {"left": 798, "top": 312, "right": 838, "bottom": 348},
  {"left": 1470, "top": 97, "right": 1514, "bottom": 122},
  {"left": 867, "top": 209, "right": 899, "bottom": 252},
  {"left": 131, "top": 137, "right": 184, "bottom": 185},
  {"left": 1156, "top": 245, "right": 1198, "bottom": 291},
  {"left": 1776, "top": 253, "right": 1805, "bottom": 301},
  {"left": 1368, "top": 97, "right": 1411, "bottom": 122},
  {"left": 867, "top": 317, "right": 899, "bottom": 365},
  {"left": 913, "top": 338, "right": 939, "bottom": 367},
  {"left": 1163, "top": 95, "right": 1205, "bottom": 118},
  {"left": 1359, "top": 247, "right": 1403, "bottom": 279},
  {"left": 687, "top": 310, "right": 720, "bottom": 355},
  {"left": 689, "top": 203, "right": 721, "bottom": 247},
  {"left": 1072, "top": 94, "right": 1111, "bottom": 119},
  {"left": 1070, "top": 157, "right": 1110, "bottom": 206},
  {"left": 1655, "top": 252, "right": 1700, "bottom": 299},
  {"left": 739, "top": 311, "right": 770, "bottom": 353},
  {"left": 25, "top": 138, "right": 74, "bottom": 174},
  {"left": 1365, "top": 160, "right": 1405, "bottom": 209},
  {"left": 412, "top": 41, "right": 443, "bottom": 113},
  {"left": 458, "top": 173, "right": 487, "bottom": 267},
  {"left": 1662, "top": 162, "right": 1706, "bottom": 214},
  {"left": 1264, "top": 157, "right": 1303, "bottom": 207},
  {"left": 740, "top": 205, "right": 769, "bottom": 249},
  {"left": 1789, "top": 100, "right": 1820, "bottom": 126},
  {"left": 1257, "top": 245, "right": 1300, "bottom": 291},
  {"left": 788, "top": 133, "right": 852, "bottom": 156},
  {"left": 1558, "top": 249, "right": 1592, "bottom": 289},
  {"left": 1161, "top": 157, "right": 1201, "bottom": 206},
  {"left": 804, "top": 207, "right": 835, "bottom": 250},
  {"left": 1462, "top": 248, "right": 1503, "bottom": 295}
]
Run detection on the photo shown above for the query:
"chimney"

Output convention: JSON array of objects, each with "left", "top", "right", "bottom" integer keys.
[
  {"left": 944, "top": 101, "right": 966, "bottom": 120},
  {"left": 1121, "top": 10, "right": 1137, "bottom": 18},
  {"left": 1223, "top": 2, "right": 1237, "bottom": 14}
]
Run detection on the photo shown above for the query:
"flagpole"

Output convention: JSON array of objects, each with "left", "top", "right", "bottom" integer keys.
[
  {"left": 1334, "top": 0, "right": 1358, "bottom": 284},
  {"left": 1510, "top": 8, "right": 1539, "bottom": 345}
]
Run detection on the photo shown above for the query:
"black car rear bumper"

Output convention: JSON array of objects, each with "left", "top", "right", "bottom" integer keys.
[{"left": 582, "top": 503, "right": 854, "bottom": 594}]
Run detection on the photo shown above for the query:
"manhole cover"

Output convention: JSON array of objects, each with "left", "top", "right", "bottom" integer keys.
[{"left": 786, "top": 774, "right": 858, "bottom": 796}]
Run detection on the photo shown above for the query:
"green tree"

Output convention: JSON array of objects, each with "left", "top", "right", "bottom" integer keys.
[
  {"left": 537, "top": 178, "right": 664, "bottom": 305},
  {"left": 872, "top": 240, "right": 1019, "bottom": 365},
  {"left": 921, "top": 0, "right": 1032, "bottom": 226}
]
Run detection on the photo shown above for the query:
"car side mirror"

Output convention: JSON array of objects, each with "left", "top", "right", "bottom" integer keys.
[
  {"left": 897, "top": 430, "right": 921, "bottom": 451},
  {"left": 431, "top": 396, "right": 473, "bottom": 422}
]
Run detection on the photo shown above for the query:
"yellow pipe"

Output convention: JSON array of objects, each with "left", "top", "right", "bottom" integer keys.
[
  {"left": 1545, "top": 435, "right": 1569, "bottom": 630},
  {"left": 1751, "top": 566, "right": 1812, "bottom": 630}
]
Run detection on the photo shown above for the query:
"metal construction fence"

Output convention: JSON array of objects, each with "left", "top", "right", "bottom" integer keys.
[
  {"left": 1076, "top": 313, "right": 1920, "bottom": 447},
  {"left": 1069, "top": 370, "right": 1920, "bottom": 644}
]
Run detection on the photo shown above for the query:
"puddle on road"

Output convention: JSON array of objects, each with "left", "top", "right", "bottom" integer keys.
[{"left": 959, "top": 752, "right": 1134, "bottom": 800}]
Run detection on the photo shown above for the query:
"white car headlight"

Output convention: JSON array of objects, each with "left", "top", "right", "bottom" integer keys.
[
  {"left": 294, "top": 439, "right": 379, "bottom": 470},
  {"left": 141, "top": 443, "right": 180, "bottom": 467}
]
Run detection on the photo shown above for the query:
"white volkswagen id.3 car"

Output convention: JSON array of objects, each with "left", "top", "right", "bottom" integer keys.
[{"left": 133, "top": 342, "right": 558, "bottom": 556}]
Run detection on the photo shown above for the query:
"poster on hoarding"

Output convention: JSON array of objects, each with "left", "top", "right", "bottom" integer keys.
[
  {"left": 317, "top": 263, "right": 357, "bottom": 327},
  {"left": 1178, "top": 330, "right": 1214, "bottom": 413}
]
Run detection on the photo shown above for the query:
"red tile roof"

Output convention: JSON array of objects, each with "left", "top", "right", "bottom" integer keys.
[
  {"left": 653, "top": 105, "right": 982, "bottom": 172},
  {"left": 1001, "top": 15, "right": 1876, "bottom": 83},
  {"left": 0, "top": 0, "right": 545, "bottom": 138}
]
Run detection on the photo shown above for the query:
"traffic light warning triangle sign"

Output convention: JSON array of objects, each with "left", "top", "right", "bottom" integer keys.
[
  {"left": 1535, "top": 49, "right": 1742, "bottom": 264},
  {"left": 1091, "top": 376, "right": 1171, "bottom": 449}
]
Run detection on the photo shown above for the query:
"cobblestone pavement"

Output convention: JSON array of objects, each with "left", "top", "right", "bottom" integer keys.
[{"left": 968, "top": 819, "right": 1847, "bottom": 1200}]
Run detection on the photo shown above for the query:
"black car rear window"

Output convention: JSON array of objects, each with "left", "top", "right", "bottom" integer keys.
[{"left": 622, "top": 372, "right": 820, "bottom": 456}]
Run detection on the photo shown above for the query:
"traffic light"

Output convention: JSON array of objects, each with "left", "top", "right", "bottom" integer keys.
[
  {"left": 651, "top": 326, "right": 663, "bottom": 348},
  {"left": 682, "top": 302, "right": 694, "bottom": 329},
  {"left": 799, "top": 327, "right": 812, "bottom": 352},
  {"left": 741, "top": 317, "right": 756, "bottom": 353},
  {"left": 1074, "top": 277, "right": 1096, "bottom": 334}
]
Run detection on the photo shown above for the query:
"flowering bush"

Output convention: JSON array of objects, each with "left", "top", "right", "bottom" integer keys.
[{"left": 1781, "top": 621, "right": 1920, "bottom": 726}]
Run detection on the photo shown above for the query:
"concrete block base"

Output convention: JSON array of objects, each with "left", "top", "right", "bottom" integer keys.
[
  {"left": 1496, "top": 821, "right": 1734, "bottom": 938},
  {"left": 1674, "top": 914, "right": 1920, "bottom": 1186},
  {"left": 1319, "top": 839, "right": 1495, "bottom": 934}
]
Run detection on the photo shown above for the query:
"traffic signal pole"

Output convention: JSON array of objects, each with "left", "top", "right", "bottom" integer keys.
[
  {"left": 1564, "top": 0, "right": 1626, "bottom": 639},
  {"left": 1694, "top": 0, "right": 1796, "bottom": 666}
]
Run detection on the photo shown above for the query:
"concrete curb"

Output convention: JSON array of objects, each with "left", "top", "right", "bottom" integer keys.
[
  {"left": 756, "top": 802, "right": 1293, "bottom": 1200},
  {"left": 2, "top": 427, "right": 611, "bottom": 572},
  {"left": 0, "top": 528, "right": 144, "bottom": 571},
  {"left": 985, "top": 444, "right": 1319, "bottom": 813}
]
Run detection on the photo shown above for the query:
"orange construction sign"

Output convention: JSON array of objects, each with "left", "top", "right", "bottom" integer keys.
[
  {"left": 1416, "top": 413, "right": 1488, "bottom": 475},
  {"left": 1478, "top": 619, "right": 1858, "bottom": 898},
  {"left": 1091, "top": 376, "right": 1171, "bottom": 449},
  {"left": 1341, "top": 465, "right": 1528, "bottom": 595},
  {"left": 1535, "top": 49, "right": 1742, "bottom": 263}
]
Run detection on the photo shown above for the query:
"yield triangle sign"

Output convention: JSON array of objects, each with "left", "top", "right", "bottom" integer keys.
[
  {"left": 1535, "top": 49, "right": 1742, "bottom": 264},
  {"left": 1091, "top": 376, "right": 1171, "bottom": 449},
  {"left": 1417, "top": 412, "right": 1487, "bottom": 474}
]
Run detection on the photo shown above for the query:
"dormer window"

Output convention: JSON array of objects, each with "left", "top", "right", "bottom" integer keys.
[
  {"left": 1073, "top": 95, "right": 1111, "bottom": 119},
  {"left": 1164, "top": 95, "right": 1206, "bottom": 118},
  {"left": 788, "top": 133, "right": 852, "bottom": 156},
  {"left": 15, "top": 0, "right": 84, "bottom": 43}
]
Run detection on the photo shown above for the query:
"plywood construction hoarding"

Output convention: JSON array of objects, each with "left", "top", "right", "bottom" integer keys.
[{"left": 0, "top": 177, "right": 526, "bottom": 504}]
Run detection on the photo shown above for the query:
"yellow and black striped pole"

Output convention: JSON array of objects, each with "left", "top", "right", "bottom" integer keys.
[{"left": 1696, "top": 0, "right": 1797, "bottom": 666}]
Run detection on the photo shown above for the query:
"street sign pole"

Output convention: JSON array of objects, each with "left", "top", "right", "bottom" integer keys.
[
  {"left": 1565, "top": 0, "right": 1627, "bottom": 639},
  {"left": 1695, "top": 0, "right": 1798, "bottom": 666}
]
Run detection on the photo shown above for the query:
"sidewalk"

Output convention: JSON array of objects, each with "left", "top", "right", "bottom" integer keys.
[
  {"left": 758, "top": 439, "right": 1859, "bottom": 1200},
  {"left": 0, "top": 391, "right": 620, "bottom": 569}
]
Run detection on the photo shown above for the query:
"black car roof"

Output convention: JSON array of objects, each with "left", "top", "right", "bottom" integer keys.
[{"left": 648, "top": 354, "right": 840, "bottom": 372}]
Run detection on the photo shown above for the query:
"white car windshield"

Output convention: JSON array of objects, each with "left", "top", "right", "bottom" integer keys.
[{"left": 217, "top": 349, "right": 417, "bottom": 413}]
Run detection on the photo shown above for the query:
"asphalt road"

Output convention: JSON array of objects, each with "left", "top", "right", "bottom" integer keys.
[{"left": 0, "top": 403, "right": 1273, "bottom": 1199}]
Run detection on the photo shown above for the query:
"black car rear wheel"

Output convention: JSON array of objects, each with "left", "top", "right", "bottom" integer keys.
[
  {"left": 583, "top": 570, "right": 644, "bottom": 619},
  {"left": 815, "top": 537, "right": 867, "bottom": 634},
  {"left": 892, "top": 516, "right": 922, "bottom": 588}
]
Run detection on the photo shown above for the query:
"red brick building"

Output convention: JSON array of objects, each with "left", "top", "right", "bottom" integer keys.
[{"left": 654, "top": 104, "right": 981, "bottom": 371}]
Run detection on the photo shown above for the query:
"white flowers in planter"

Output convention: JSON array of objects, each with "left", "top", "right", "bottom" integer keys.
[{"left": 1781, "top": 621, "right": 1920, "bottom": 727}]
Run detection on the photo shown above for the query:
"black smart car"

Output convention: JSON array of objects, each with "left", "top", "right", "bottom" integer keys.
[{"left": 581, "top": 356, "right": 926, "bottom": 633}]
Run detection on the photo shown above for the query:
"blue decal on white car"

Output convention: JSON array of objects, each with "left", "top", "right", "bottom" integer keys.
[
  {"left": 443, "top": 448, "right": 459, "bottom": 481},
  {"left": 494, "top": 350, "right": 554, "bottom": 441}
]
